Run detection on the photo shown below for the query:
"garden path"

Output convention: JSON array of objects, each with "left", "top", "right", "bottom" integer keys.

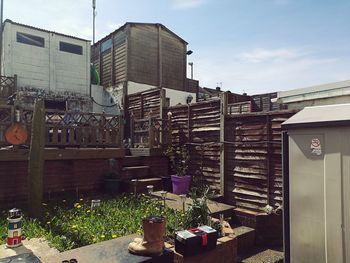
[
  {"left": 0, "top": 238, "right": 59, "bottom": 260},
  {"left": 150, "top": 192, "right": 234, "bottom": 218}
]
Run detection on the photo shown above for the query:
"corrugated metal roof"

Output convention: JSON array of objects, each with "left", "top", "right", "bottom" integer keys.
[
  {"left": 277, "top": 80, "right": 350, "bottom": 104},
  {"left": 94, "top": 22, "right": 188, "bottom": 46},
  {"left": 282, "top": 103, "right": 350, "bottom": 129},
  {"left": 4, "top": 19, "right": 90, "bottom": 42}
]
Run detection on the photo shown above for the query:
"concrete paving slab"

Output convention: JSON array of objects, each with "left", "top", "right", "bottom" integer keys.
[
  {"left": 0, "top": 238, "right": 59, "bottom": 260},
  {"left": 151, "top": 191, "right": 234, "bottom": 218}
]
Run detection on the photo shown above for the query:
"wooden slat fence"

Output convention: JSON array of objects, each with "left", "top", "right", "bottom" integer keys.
[
  {"left": 224, "top": 111, "right": 295, "bottom": 213},
  {"left": 168, "top": 99, "right": 222, "bottom": 192},
  {"left": 127, "top": 88, "right": 168, "bottom": 147},
  {"left": 0, "top": 105, "right": 123, "bottom": 148},
  {"left": 45, "top": 110, "right": 123, "bottom": 147},
  {"left": 0, "top": 75, "right": 16, "bottom": 99}
]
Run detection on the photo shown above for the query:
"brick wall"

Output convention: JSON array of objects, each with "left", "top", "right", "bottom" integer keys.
[
  {"left": 0, "top": 155, "right": 170, "bottom": 209},
  {"left": 0, "top": 159, "right": 108, "bottom": 209}
]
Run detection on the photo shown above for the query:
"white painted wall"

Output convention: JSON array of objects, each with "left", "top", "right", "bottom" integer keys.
[
  {"left": 91, "top": 84, "right": 121, "bottom": 115},
  {"left": 2, "top": 21, "right": 91, "bottom": 95},
  {"left": 127, "top": 81, "right": 197, "bottom": 106}
]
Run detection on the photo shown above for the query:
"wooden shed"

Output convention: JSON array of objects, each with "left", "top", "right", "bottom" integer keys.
[{"left": 92, "top": 23, "right": 193, "bottom": 95}]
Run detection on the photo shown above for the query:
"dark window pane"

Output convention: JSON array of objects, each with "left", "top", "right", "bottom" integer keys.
[
  {"left": 16, "top": 32, "right": 45, "bottom": 47},
  {"left": 59, "top": 41, "right": 83, "bottom": 55},
  {"left": 101, "top": 38, "right": 112, "bottom": 53},
  {"left": 44, "top": 100, "right": 66, "bottom": 110}
]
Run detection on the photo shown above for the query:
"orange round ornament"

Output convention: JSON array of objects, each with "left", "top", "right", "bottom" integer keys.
[{"left": 5, "top": 123, "right": 28, "bottom": 145}]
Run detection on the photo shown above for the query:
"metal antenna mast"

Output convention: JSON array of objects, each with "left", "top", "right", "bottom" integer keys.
[
  {"left": 0, "top": 0, "right": 4, "bottom": 75},
  {"left": 92, "top": 0, "right": 96, "bottom": 46}
]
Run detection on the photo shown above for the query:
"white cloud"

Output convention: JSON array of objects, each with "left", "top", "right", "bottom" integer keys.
[
  {"left": 239, "top": 48, "right": 303, "bottom": 63},
  {"left": 193, "top": 47, "right": 350, "bottom": 94},
  {"left": 5, "top": 0, "right": 93, "bottom": 39},
  {"left": 171, "top": 0, "right": 206, "bottom": 10}
]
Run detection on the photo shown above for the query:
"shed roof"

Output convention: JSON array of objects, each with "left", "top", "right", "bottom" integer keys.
[
  {"left": 4, "top": 19, "right": 90, "bottom": 42},
  {"left": 282, "top": 103, "right": 350, "bottom": 129},
  {"left": 94, "top": 22, "right": 188, "bottom": 46}
]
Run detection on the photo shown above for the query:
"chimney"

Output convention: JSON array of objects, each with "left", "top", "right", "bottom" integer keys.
[{"left": 216, "top": 87, "right": 221, "bottom": 92}]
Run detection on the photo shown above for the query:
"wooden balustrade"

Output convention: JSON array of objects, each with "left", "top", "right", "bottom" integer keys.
[
  {"left": 0, "top": 75, "right": 16, "bottom": 99},
  {"left": 130, "top": 114, "right": 171, "bottom": 149},
  {"left": 0, "top": 105, "right": 123, "bottom": 148}
]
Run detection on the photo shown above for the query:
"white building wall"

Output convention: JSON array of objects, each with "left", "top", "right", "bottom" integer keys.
[
  {"left": 2, "top": 21, "right": 90, "bottom": 95},
  {"left": 127, "top": 81, "right": 196, "bottom": 106}
]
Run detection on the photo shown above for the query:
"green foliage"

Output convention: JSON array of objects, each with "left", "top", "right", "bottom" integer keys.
[
  {"left": 183, "top": 187, "right": 211, "bottom": 229},
  {"left": 165, "top": 145, "right": 190, "bottom": 176},
  {"left": 0, "top": 195, "right": 186, "bottom": 251}
]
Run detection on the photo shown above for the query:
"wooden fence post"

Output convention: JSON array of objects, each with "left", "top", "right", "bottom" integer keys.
[
  {"left": 149, "top": 115, "right": 154, "bottom": 148},
  {"left": 167, "top": 111, "right": 172, "bottom": 147},
  {"left": 119, "top": 114, "right": 124, "bottom": 148},
  {"left": 28, "top": 98, "right": 45, "bottom": 218},
  {"left": 187, "top": 104, "right": 191, "bottom": 143},
  {"left": 220, "top": 92, "right": 228, "bottom": 196},
  {"left": 130, "top": 112, "right": 134, "bottom": 148},
  {"left": 159, "top": 89, "right": 166, "bottom": 145},
  {"left": 266, "top": 114, "right": 271, "bottom": 206}
]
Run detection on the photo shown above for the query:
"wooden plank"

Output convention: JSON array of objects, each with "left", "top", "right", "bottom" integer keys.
[
  {"left": 28, "top": 99, "right": 45, "bottom": 218},
  {"left": 220, "top": 93, "right": 228, "bottom": 195}
]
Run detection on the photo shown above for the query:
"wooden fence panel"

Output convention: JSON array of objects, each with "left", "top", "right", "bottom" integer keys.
[
  {"left": 0, "top": 106, "right": 123, "bottom": 148},
  {"left": 224, "top": 111, "right": 295, "bottom": 213},
  {"left": 0, "top": 75, "right": 16, "bottom": 99},
  {"left": 169, "top": 99, "right": 222, "bottom": 192}
]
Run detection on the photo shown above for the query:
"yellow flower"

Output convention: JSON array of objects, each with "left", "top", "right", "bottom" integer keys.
[
  {"left": 77, "top": 205, "right": 81, "bottom": 209},
  {"left": 100, "top": 234, "right": 105, "bottom": 238},
  {"left": 112, "top": 234, "right": 117, "bottom": 238},
  {"left": 79, "top": 198, "right": 83, "bottom": 201},
  {"left": 74, "top": 203, "right": 80, "bottom": 208},
  {"left": 86, "top": 210, "right": 91, "bottom": 213},
  {"left": 46, "top": 221, "right": 51, "bottom": 225},
  {"left": 71, "top": 225, "right": 77, "bottom": 229}
]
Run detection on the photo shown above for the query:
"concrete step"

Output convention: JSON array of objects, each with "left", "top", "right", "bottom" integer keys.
[
  {"left": 234, "top": 226, "right": 256, "bottom": 255},
  {"left": 238, "top": 246, "right": 283, "bottom": 263},
  {"left": 122, "top": 177, "right": 162, "bottom": 193},
  {"left": 121, "top": 156, "right": 143, "bottom": 167},
  {"left": 121, "top": 165, "right": 150, "bottom": 179}
]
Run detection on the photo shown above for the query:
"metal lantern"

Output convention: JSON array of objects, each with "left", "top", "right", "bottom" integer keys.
[
  {"left": 147, "top": 185, "right": 154, "bottom": 195},
  {"left": 91, "top": 199, "right": 101, "bottom": 210},
  {"left": 179, "top": 194, "right": 186, "bottom": 212},
  {"left": 6, "top": 208, "right": 23, "bottom": 248},
  {"left": 160, "top": 191, "right": 167, "bottom": 207}
]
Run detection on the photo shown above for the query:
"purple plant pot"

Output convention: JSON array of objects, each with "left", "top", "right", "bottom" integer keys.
[{"left": 171, "top": 175, "right": 191, "bottom": 195}]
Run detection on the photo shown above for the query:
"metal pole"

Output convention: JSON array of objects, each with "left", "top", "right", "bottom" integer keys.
[
  {"left": 0, "top": 0, "right": 4, "bottom": 75},
  {"left": 188, "top": 62, "right": 193, "bottom": 79},
  {"left": 92, "top": 0, "right": 96, "bottom": 46}
]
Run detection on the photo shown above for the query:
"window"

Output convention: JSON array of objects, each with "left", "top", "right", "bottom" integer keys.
[
  {"left": 59, "top": 41, "right": 83, "bottom": 55},
  {"left": 101, "top": 39, "right": 112, "bottom": 53},
  {"left": 45, "top": 100, "right": 66, "bottom": 111},
  {"left": 16, "top": 32, "right": 45, "bottom": 47},
  {"left": 13, "top": 224, "right": 17, "bottom": 229}
]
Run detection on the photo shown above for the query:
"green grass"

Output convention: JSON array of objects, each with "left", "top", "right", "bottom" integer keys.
[{"left": 1, "top": 194, "right": 186, "bottom": 251}]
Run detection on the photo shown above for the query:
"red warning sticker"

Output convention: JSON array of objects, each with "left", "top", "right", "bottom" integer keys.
[{"left": 311, "top": 138, "right": 322, "bottom": 155}]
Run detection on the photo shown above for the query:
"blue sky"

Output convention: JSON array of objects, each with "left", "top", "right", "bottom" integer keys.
[{"left": 4, "top": 0, "right": 350, "bottom": 94}]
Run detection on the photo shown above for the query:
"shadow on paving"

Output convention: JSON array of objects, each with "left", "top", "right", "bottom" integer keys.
[{"left": 238, "top": 245, "right": 283, "bottom": 263}]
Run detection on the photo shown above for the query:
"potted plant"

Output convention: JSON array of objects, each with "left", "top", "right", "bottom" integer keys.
[
  {"left": 103, "top": 158, "right": 122, "bottom": 193},
  {"left": 165, "top": 145, "right": 191, "bottom": 195}
]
